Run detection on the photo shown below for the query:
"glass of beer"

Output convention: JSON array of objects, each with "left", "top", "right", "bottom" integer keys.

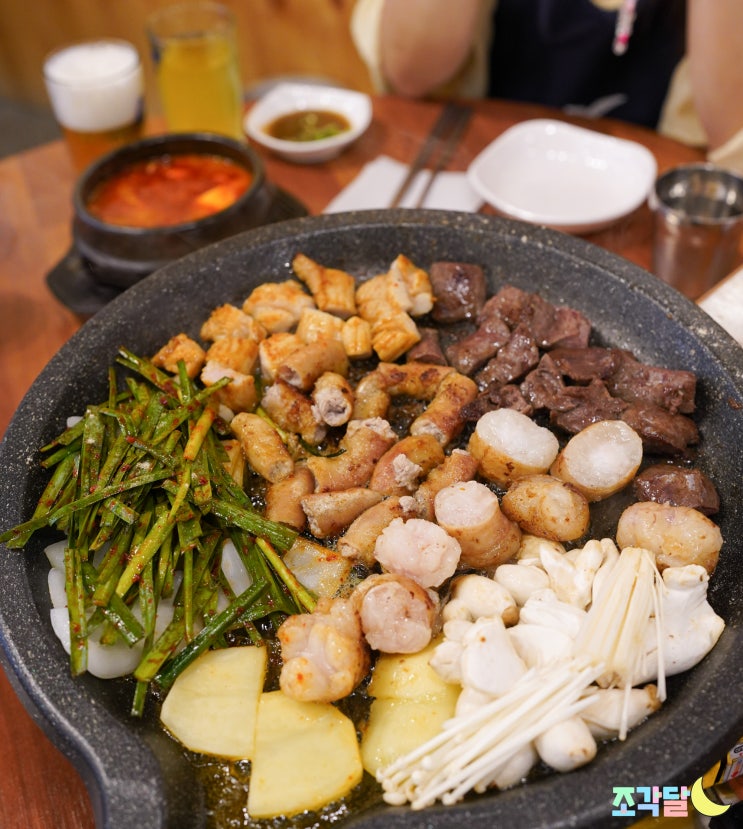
[
  {"left": 43, "top": 39, "right": 144, "bottom": 172},
  {"left": 147, "top": 1, "right": 244, "bottom": 140}
]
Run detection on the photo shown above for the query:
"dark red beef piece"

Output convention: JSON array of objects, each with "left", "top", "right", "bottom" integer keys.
[
  {"left": 514, "top": 292, "right": 557, "bottom": 348},
  {"left": 475, "top": 323, "right": 540, "bottom": 387},
  {"left": 607, "top": 350, "right": 697, "bottom": 414},
  {"left": 549, "top": 379, "right": 629, "bottom": 434},
  {"left": 620, "top": 403, "right": 699, "bottom": 455},
  {"left": 479, "top": 285, "right": 531, "bottom": 327},
  {"left": 461, "top": 384, "right": 533, "bottom": 422},
  {"left": 460, "top": 395, "right": 493, "bottom": 422},
  {"left": 494, "top": 383, "right": 534, "bottom": 415},
  {"left": 407, "top": 327, "right": 448, "bottom": 365},
  {"left": 429, "top": 262, "right": 487, "bottom": 323},
  {"left": 548, "top": 347, "right": 622, "bottom": 382},
  {"left": 445, "top": 315, "right": 511, "bottom": 375},
  {"left": 632, "top": 463, "right": 720, "bottom": 515},
  {"left": 542, "top": 307, "right": 592, "bottom": 349},
  {"left": 520, "top": 354, "right": 571, "bottom": 411}
]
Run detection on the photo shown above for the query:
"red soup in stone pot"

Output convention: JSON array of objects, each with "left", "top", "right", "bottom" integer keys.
[{"left": 85, "top": 153, "right": 254, "bottom": 228}]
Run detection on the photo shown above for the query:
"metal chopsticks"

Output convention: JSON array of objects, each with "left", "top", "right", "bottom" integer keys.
[{"left": 388, "top": 102, "right": 473, "bottom": 209}]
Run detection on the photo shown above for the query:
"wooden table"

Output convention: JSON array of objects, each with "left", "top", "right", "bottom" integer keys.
[{"left": 0, "top": 95, "right": 709, "bottom": 829}]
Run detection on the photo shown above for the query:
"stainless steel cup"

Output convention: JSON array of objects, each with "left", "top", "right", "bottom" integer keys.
[{"left": 649, "top": 163, "right": 743, "bottom": 299}]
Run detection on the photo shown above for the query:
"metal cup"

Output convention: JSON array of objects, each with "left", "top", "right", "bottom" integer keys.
[{"left": 649, "top": 163, "right": 743, "bottom": 299}]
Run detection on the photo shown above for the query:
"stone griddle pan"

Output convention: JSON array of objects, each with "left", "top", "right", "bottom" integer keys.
[{"left": 1, "top": 210, "right": 742, "bottom": 829}]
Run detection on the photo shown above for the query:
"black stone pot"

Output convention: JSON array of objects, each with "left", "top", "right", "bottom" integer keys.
[
  {"left": 71, "top": 132, "right": 277, "bottom": 290},
  {"left": 3, "top": 211, "right": 743, "bottom": 829}
]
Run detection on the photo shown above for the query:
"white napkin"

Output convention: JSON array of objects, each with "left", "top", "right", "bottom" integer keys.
[
  {"left": 323, "top": 154, "right": 483, "bottom": 213},
  {"left": 697, "top": 265, "right": 743, "bottom": 346}
]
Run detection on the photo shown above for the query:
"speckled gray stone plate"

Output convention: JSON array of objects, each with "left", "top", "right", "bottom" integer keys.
[{"left": 2, "top": 210, "right": 743, "bottom": 829}]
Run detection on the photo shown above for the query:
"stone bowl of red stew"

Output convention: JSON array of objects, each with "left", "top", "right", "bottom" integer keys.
[{"left": 72, "top": 133, "right": 276, "bottom": 289}]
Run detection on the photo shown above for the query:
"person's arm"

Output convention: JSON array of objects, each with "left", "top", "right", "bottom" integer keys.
[
  {"left": 687, "top": 0, "right": 743, "bottom": 151},
  {"left": 377, "top": 0, "right": 484, "bottom": 97}
]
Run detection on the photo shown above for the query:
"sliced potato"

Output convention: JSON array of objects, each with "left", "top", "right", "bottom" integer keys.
[
  {"left": 361, "top": 698, "right": 456, "bottom": 777},
  {"left": 248, "top": 690, "right": 363, "bottom": 818},
  {"left": 361, "top": 638, "right": 459, "bottom": 776},
  {"left": 160, "top": 645, "right": 267, "bottom": 759},
  {"left": 369, "top": 637, "right": 458, "bottom": 701}
]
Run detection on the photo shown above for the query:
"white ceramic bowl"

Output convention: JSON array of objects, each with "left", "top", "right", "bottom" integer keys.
[
  {"left": 467, "top": 119, "right": 657, "bottom": 233},
  {"left": 244, "top": 82, "right": 372, "bottom": 164}
]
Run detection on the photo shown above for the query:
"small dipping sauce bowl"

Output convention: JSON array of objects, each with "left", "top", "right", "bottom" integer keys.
[
  {"left": 244, "top": 82, "right": 372, "bottom": 164},
  {"left": 72, "top": 132, "right": 276, "bottom": 289}
]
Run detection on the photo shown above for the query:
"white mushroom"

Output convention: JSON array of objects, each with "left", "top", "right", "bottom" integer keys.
[
  {"left": 534, "top": 715, "right": 597, "bottom": 773},
  {"left": 515, "top": 534, "right": 566, "bottom": 567},
  {"left": 636, "top": 564, "right": 725, "bottom": 683},
  {"left": 459, "top": 617, "right": 527, "bottom": 697},
  {"left": 580, "top": 686, "right": 661, "bottom": 740},
  {"left": 587, "top": 538, "right": 620, "bottom": 603},
  {"left": 518, "top": 588, "right": 586, "bottom": 639},
  {"left": 493, "top": 563, "right": 550, "bottom": 607},
  {"left": 454, "top": 685, "right": 497, "bottom": 718},
  {"left": 507, "top": 624, "right": 575, "bottom": 669},
  {"left": 488, "top": 743, "right": 539, "bottom": 791},
  {"left": 539, "top": 541, "right": 605, "bottom": 610},
  {"left": 441, "top": 574, "right": 518, "bottom": 626},
  {"left": 429, "top": 618, "right": 472, "bottom": 684}
]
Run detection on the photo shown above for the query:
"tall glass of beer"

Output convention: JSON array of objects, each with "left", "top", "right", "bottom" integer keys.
[
  {"left": 43, "top": 39, "right": 144, "bottom": 172},
  {"left": 147, "top": 1, "right": 244, "bottom": 140}
]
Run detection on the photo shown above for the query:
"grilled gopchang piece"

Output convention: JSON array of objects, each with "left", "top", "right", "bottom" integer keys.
[
  {"left": 242, "top": 279, "right": 316, "bottom": 333},
  {"left": 152, "top": 333, "right": 206, "bottom": 379},
  {"left": 261, "top": 379, "right": 327, "bottom": 446},
  {"left": 301, "top": 488, "right": 384, "bottom": 539},
  {"left": 292, "top": 252, "right": 357, "bottom": 319},
  {"left": 311, "top": 372, "right": 354, "bottom": 427},
  {"left": 295, "top": 307, "right": 344, "bottom": 345},
  {"left": 352, "top": 573, "right": 439, "bottom": 654},
  {"left": 200, "top": 303, "right": 267, "bottom": 343},
  {"left": 307, "top": 418, "right": 397, "bottom": 492},
  {"left": 230, "top": 412, "right": 294, "bottom": 483},
  {"left": 355, "top": 254, "right": 434, "bottom": 361},
  {"left": 264, "top": 467, "right": 316, "bottom": 530},
  {"left": 197, "top": 304, "right": 268, "bottom": 415},
  {"left": 277, "top": 338, "right": 349, "bottom": 392},
  {"left": 369, "top": 434, "right": 445, "bottom": 497},
  {"left": 434, "top": 480, "right": 521, "bottom": 569},
  {"left": 337, "top": 496, "right": 415, "bottom": 567},
  {"left": 278, "top": 596, "right": 370, "bottom": 703}
]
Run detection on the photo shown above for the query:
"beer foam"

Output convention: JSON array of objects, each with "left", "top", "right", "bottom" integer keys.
[{"left": 44, "top": 41, "right": 143, "bottom": 133}]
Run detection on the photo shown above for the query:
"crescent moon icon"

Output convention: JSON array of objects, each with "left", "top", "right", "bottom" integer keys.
[{"left": 690, "top": 776, "right": 731, "bottom": 817}]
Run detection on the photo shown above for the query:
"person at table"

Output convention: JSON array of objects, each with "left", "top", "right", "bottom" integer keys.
[{"left": 350, "top": 0, "right": 743, "bottom": 172}]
